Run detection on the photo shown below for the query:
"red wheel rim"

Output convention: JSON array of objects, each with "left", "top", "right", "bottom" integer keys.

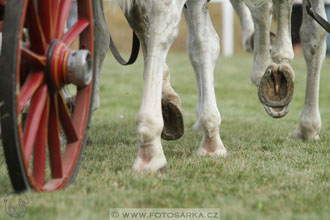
[
  {"left": 14, "top": 0, "right": 94, "bottom": 191},
  {"left": 0, "top": 0, "right": 4, "bottom": 32}
]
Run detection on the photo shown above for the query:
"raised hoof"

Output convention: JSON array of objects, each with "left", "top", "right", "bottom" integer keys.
[
  {"left": 161, "top": 96, "right": 184, "bottom": 141},
  {"left": 263, "top": 105, "right": 289, "bottom": 119},
  {"left": 258, "top": 63, "right": 294, "bottom": 109}
]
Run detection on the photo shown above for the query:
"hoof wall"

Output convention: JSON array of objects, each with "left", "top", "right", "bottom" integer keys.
[
  {"left": 161, "top": 98, "right": 184, "bottom": 141},
  {"left": 258, "top": 63, "right": 294, "bottom": 109}
]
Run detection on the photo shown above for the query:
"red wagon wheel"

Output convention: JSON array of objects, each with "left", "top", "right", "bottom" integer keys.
[{"left": 0, "top": 0, "right": 96, "bottom": 191}]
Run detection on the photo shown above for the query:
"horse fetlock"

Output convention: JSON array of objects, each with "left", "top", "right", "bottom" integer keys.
[
  {"left": 293, "top": 116, "right": 321, "bottom": 140},
  {"left": 250, "top": 70, "right": 263, "bottom": 86},
  {"left": 250, "top": 54, "right": 271, "bottom": 86},
  {"left": 136, "top": 113, "right": 163, "bottom": 144},
  {"left": 133, "top": 144, "right": 167, "bottom": 172},
  {"left": 194, "top": 110, "right": 221, "bottom": 135},
  {"left": 197, "top": 134, "right": 227, "bottom": 157},
  {"left": 162, "top": 92, "right": 181, "bottom": 108},
  {"left": 271, "top": 45, "right": 294, "bottom": 64}
]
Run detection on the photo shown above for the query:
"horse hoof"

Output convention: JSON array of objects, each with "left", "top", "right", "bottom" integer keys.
[
  {"left": 161, "top": 97, "right": 184, "bottom": 141},
  {"left": 263, "top": 104, "right": 289, "bottom": 119},
  {"left": 258, "top": 63, "right": 294, "bottom": 108}
]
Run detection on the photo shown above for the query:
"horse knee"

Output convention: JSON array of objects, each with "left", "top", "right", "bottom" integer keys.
[
  {"left": 300, "top": 21, "right": 326, "bottom": 60},
  {"left": 136, "top": 110, "right": 163, "bottom": 144}
]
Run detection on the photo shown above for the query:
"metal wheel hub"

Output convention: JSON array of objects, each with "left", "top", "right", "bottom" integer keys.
[{"left": 47, "top": 40, "right": 92, "bottom": 91}]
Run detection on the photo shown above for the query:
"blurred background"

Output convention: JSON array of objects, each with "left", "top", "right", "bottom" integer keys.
[{"left": 103, "top": 1, "right": 247, "bottom": 55}]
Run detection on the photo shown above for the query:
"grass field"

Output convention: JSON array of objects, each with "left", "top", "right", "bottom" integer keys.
[{"left": 1, "top": 53, "right": 330, "bottom": 220}]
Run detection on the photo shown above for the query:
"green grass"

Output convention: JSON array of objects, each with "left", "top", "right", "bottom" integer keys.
[{"left": 1, "top": 53, "right": 330, "bottom": 220}]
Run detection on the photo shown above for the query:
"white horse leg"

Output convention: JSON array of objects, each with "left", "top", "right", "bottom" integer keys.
[
  {"left": 184, "top": 0, "right": 227, "bottom": 157},
  {"left": 67, "top": 0, "right": 77, "bottom": 29},
  {"left": 122, "top": 7, "right": 181, "bottom": 107},
  {"left": 93, "top": 0, "right": 110, "bottom": 111},
  {"left": 253, "top": 0, "right": 295, "bottom": 118},
  {"left": 123, "top": 0, "right": 185, "bottom": 171},
  {"left": 162, "top": 64, "right": 181, "bottom": 110},
  {"left": 271, "top": 0, "right": 295, "bottom": 64},
  {"left": 244, "top": 1, "right": 272, "bottom": 85},
  {"left": 293, "top": 0, "right": 326, "bottom": 140},
  {"left": 122, "top": 3, "right": 183, "bottom": 141},
  {"left": 230, "top": 0, "right": 254, "bottom": 52},
  {"left": 161, "top": 63, "right": 184, "bottom": 140}
]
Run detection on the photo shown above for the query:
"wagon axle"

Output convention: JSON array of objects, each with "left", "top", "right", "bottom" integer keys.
[{"left": 48, "top": 40, "right": 92, "bottom": 91}]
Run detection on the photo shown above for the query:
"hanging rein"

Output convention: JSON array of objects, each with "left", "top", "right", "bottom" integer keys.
[
  {"left": 306, "top": 0, "right": 330, "bottom": 33},
  {"left": 109, "top": 30, "right": 140, "bottom": 65}
]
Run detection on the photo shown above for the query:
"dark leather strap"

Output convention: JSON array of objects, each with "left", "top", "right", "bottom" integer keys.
[
  {"left": 306, "top": 0, "right": 330, "bottom": 33},
  {"left": 109, "top": 31, "right": 140, "bottom": 65}
]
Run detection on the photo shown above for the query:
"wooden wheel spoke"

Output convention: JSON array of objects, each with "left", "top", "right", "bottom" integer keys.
[
  {"left": 48, "top": 94, "right": 63, "bottom": 179},
  {"left": 33, "top": 95, "right": 50, "bottom": 187},
  {"left": 18, "top": 71, "right": 44, "bottom": 113},
  {"left": 23, "top": 84, "right": 48, "bottom": 163},
  {"left": 26, "top": 0, "right": 46, "bottom": 53},
  {"left": 38, "top": 0, "right": 59, "bottom": 42},
  {"left": 62, "top": 19, "right": 89, "bottom": 45},
  {"left": 2, "top": 0, "right": 95, "bottom": 192},
  {"left": 58, "top": 93, "right": 78, "bottom": 143},
  {"left": 21, "top": 47, "right": 46, "bottom": 68},
  {"left": 55, "top": 0, "right": 73, "bottom": 39},
  {"left": 0, "top": 1, "right": 4, "bottom": 32}
]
